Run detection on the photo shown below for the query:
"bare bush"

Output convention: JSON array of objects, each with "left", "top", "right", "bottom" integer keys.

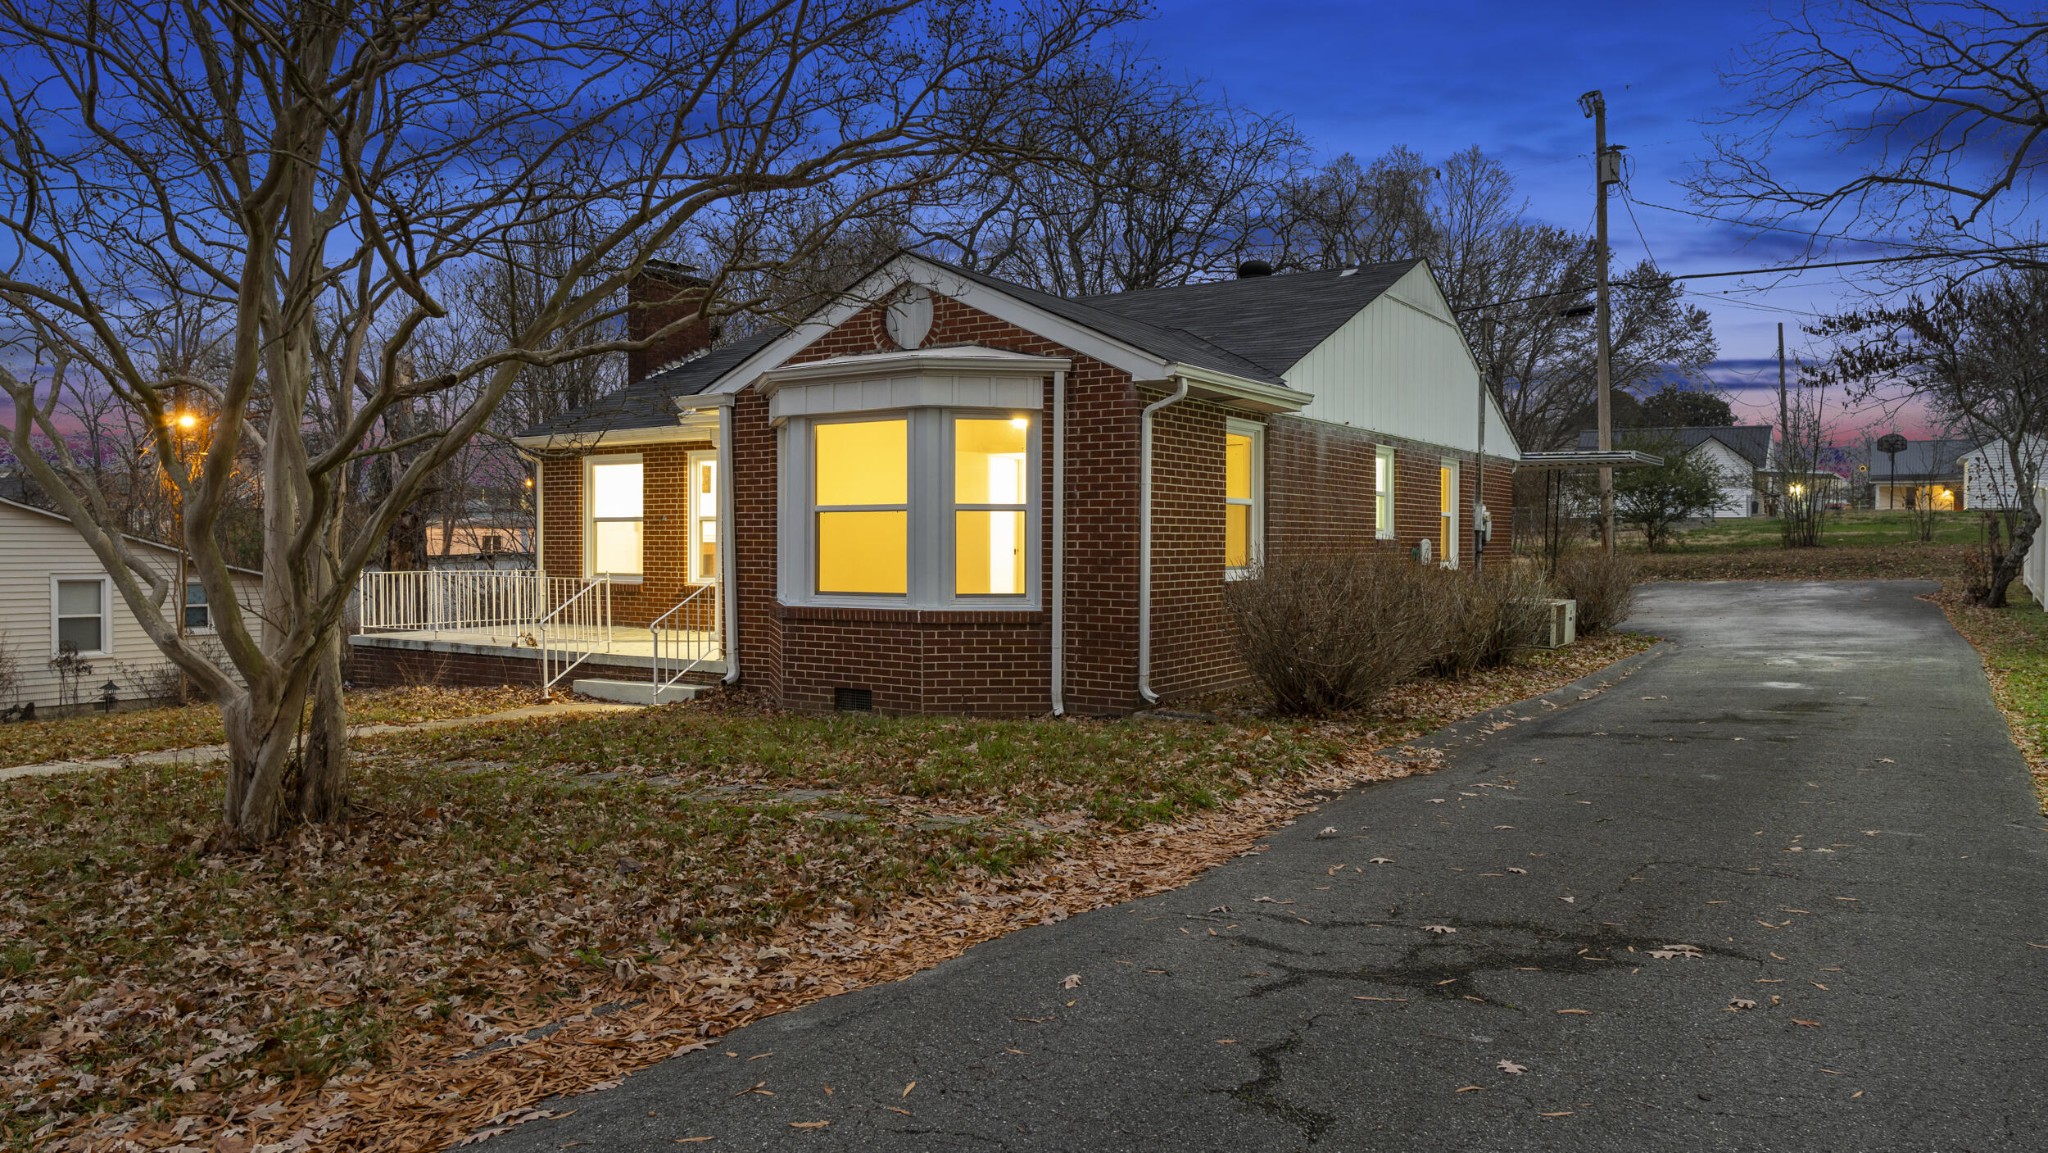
[
  {"left": 1429, "top": 564, "right": 1557, "bottom": 678},
  {"left": 0, "top": 631, "right": 19, "bottom": 708},
  {"left": 1554, "top": 550, "right": 1641, "bottom": 635},
  {"left": 1223, "top": 551, "right": 1449, "bottom": 716}
]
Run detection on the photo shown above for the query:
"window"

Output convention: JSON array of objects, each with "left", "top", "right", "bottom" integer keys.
[
  {"left": 1225, "top": 420, "right": 1263, "bottom": 576},
  {"left": 183, "top": 582, "right": 212, "bottom": 633},
  {"left": 1439, "top": 459, "right": 1460, "bottom": 566},
  {"left": 53, "top": 576, "right": 110, "bottom": 656},
  {"left": 1374, "top": 445, "right": 1395, "bottom": 539},
  {"left": 586, "top": 455, "right": 644, "bottom": 577},
  {"left": 954, "top": 417, "right": 1029, "bottom": 596},
  {"left": 814, "top": 418, "right": 909, "bottom": 595},
  {"left": 787, "top": 410, "right": 1038, "bottom": 607},
  {"left": 688, "top": 451, "right": 719, "bottom": 584}
]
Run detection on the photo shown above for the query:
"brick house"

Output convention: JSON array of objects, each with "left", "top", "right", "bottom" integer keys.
[{"left": 349, "top": 254, "right": 1521, "bottom": 715}]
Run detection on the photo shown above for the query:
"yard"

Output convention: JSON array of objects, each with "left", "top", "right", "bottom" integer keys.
[
  {"left": 1938, "top": 581, "right": 2048, "bottom": 811},
  {"left": 1, "top": 635, "right": 1649, "bottom": 1152},
  {"left": 1628, "top": 509, "right": 1989, "bottom": 582}
]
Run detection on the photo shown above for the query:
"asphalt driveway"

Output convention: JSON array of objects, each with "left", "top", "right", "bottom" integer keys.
[{"left": 486, "top": 581, "right": 2048, "bottom": 1151}]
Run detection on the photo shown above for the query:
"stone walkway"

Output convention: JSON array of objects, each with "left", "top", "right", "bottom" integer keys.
[{"left": 0, "top": 700, "right": 636, "bottom": 782}]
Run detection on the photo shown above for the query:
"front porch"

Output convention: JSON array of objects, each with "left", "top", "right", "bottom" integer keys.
[{"left": 352, "top": 570, "right": 724, "bottom": 697}]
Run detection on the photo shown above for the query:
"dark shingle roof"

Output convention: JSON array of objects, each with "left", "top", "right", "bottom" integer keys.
[
  {"left": 524, "top": 256, "right": 1424, "bottom": 439},
  {"left": 1577, "top": 425, "right": 1776, "bottom": 468},
  {"left": 523, "top": 329, "right": 783, "bottom": 439},
  {"left": 1858, "top": 437, "right": 1975, "bottom": 480},
  {"left": 1079, "top": 261, "right": 1420, "bottom": 376}
]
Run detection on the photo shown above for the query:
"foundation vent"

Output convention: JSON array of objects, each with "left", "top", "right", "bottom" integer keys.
[{"left": 834, "top": 687, "right": 874, "bottom": 713}]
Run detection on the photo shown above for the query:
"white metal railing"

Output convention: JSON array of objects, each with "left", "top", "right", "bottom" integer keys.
[
  {"left": 538, "top": 576, "right": 613, "bottom": 695},
  {"left": 650, "top": 583, "right": 723, "bottom": 697},
  {"left": 356, "top": 569, "right": 567, "bottom": 637}
]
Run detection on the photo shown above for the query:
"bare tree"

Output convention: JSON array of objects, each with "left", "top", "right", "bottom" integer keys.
[
  {"left": 1777, "top": 384, "right": 1832, "bottom": 548},
  {"left": 1694, "top": 1, "right": 2048, "bottom": 271},
  {"left": 0, "top": 0, "right": 1139, "bottom": 848},
  {"left": 1809, "top": 268, "right": 2048, "bottom": 604}
]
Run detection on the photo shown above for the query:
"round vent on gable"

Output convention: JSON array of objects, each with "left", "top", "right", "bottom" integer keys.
[{"left": 885, "top": 285, "right": 934, "bottom": 349}]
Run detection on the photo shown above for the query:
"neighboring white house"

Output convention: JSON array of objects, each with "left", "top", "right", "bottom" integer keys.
[
  {"left": 1959, "top": 438, "right": 2048, "bottom": 511},
  {"left": 0, "top": 497, "right": 265, "bottom": 711},
  {"left": 1578, "top": 425, "right": 1776, "bottom": 517}
]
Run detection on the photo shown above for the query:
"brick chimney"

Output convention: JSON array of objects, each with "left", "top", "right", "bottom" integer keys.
[{"left": 627, "top": 261, "right": 715, "bottom": 382}]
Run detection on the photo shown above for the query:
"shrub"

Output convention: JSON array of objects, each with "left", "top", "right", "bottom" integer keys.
[
  {"left": 1223, "top": 551, "right": 1449, "bottom": 716},
  {"left": 1428, "top": 563, "right": 1556, "bottom": 678},
  {"left": 1554, "top": 549, "right": 1641, "bottom": 634}
]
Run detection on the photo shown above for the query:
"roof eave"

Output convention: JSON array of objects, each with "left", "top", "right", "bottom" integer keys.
[{"left": 1172, "top": 364, "right": 1311, "bottom": 413}]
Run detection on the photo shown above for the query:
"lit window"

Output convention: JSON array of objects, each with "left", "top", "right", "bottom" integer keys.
[
  {"left": 1225, "top": 421, "right": 1263, "bottom": 575},
  {"left": 1439, "top": 459, "right": 1460, "bottom": 566},
  {"left": 54, "top": 577, "right": 109, "bottom": 656},
  {"left": 1374, "top": 445, "right": 1395, "bottom": 539},
  {"left": 587, "top": 456, "right": 644, "bottom": 576},
  {"left": 955, "top": 417, "right": 1029, "bottom": 595},
  {"left": 815, "top": 418, "right": 909, "bottom": 595},
  {"left": 689, "top": 451, "right": 719, "bottom": 584},
  {"left": 184, "top": 582, "right": 212, "bottom": 633}
]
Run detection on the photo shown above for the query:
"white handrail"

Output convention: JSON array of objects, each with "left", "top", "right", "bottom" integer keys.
[
  {"left": 650, "top": 583, "right": 722, "bottom": 696},
  {"left": 537, "top": 576, "right": 612, "bottom": 697}
]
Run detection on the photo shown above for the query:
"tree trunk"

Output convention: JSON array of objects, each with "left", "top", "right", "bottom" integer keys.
[
  {"left": 1982, "top": 509, "right": 2039, "bottom": 609},
  {"left": 215, "top": 677, "right": 312, "bottom": 850},
  {"left": 295, "top": 624, "right": 350, "bottom": 823}
]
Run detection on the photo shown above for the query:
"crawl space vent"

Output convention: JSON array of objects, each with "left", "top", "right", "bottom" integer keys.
[{"left": 834, "top": 687, "right": 874, "bottom": 713}]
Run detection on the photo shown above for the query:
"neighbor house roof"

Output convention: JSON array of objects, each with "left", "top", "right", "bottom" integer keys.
[
  {"left": 1576, "top": 425, "right": 1775, "bottom": 469},
  {"left": 0, "top": 495, "right": 263, "bottom": 577},
  {"left": 1860, "top": 437, "right": 1975, "bottom": 481},
  {"left": 522, "top": 255, "right": 1427, "bottom": 441}
]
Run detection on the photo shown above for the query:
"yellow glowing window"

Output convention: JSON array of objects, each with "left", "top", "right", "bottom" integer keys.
[
  {"left": 689, "top": 453, "right": 718, "bottom": 583},
  {"left": 1374, "top": 446, "right": 1395, "bottom": 538},
  {"left": 588, "top": 457, "right": 643, "bottom": 576},
  {"left": 1225, "top": 428, "right": 1259, "bottom": 571},
  {"left": 1439, "top": 460, "right": 1458, "bottom": 564},
  {"left": 814, "top": 418, "right": 908, "bottom": 595},
  {"left": 955, "top": 417, "right": 1029, "bottom": 595}
]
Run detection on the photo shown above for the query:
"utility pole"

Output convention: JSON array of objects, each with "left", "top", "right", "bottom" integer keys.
[
  {"left": 1778, "top": 322, "right": 1789, "bottom": 515},
  {"left": 1581, "top": 89, "right": 1619, "bottom": 553},
  {"left": 1475, "top": 316, "right": 1491, "bottom": 571}
]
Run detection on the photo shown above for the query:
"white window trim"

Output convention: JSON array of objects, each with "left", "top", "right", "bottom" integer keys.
[
  {"left": 686, "top": 449, "right": 718, "bottom": 586},
  {"left": 780, "top": 408, "right": 1042, "bottom": 610},
  {"left": 51, "top": 574, "right": 113, "bottom": 659},
  {"left": 183, "top": 580, "right": 216, "bottom": 635},
  {"left": 1374, "top": 444, "right": 1396, "bottom": 540},
  {"left": 1225, "top": 418, "right": 1264, "bottom": 580},
  {"left": 584, "top": 453, "right": 645, "bottom": 582},
  {"left": 1439, "top": 457, "right": 1460, "bottom": 568}
]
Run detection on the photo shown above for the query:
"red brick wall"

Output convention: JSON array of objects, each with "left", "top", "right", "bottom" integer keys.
[
  {"left": 539, "top": 441, "right": 719, "bottom": 633},
  {"left": 627, "top": 267, "right": 713, "bottom": 382},
  {"left": 1266, "top": 415, "right": 1512, "bottom": 568},
  {"left": 347, "top": 642, "right": 717, "bottom": 691}
]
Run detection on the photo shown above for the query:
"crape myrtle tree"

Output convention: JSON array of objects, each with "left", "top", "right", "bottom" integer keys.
[
  {"left": 1606, "top": 433, "right": 1732, "bottom": 552},
  {"left": 0, "top": 0, "right": 1142, "bottom": 849}
]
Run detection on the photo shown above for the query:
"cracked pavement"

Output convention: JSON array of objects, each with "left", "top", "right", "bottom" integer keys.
[{"left": 483, "top": 581, "right": 2048, "bottom": 1151}]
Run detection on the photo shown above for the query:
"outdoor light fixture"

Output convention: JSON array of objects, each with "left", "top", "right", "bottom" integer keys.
[
  {"left": 1789, "top": 483, "right": 1806, "bottom": 497},
  {"left": 1009, "top": 416, "right": 1029, "bottom": 430},
  {"left": 98, "top": 680, "right": 119, "bottom": 712},
  {"left": 174, "top": 411, "right": 198, "bottom": 430}
]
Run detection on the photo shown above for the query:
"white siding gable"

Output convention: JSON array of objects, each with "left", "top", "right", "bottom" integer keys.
[
  {"left": 1690, "top": 439, "right": 1758, "bottom": 517},
  {"left": 1284, "top": 264, "right": 1520, "bottom": 458},
  {"left": 1961, "top": 439, "right": 2046, "bottom": 511}
]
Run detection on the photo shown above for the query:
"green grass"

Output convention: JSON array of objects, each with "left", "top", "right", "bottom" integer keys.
[
  {"left": 1635, "top": 508, "right": 1988, "bottom": 554},
  {"left": 1940, "top": 582, "right": 2048, "bottom": 810}
]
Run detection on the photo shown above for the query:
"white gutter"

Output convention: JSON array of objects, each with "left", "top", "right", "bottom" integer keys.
[
  {"left": 1136, "top": 376, "right": 1191, "bottom": 706},
  {"left": 717, "top": 402, "right": 740, "bottom": 686},
  {"left": 1050, "top": 370, "right": 1067, "bottom": 716}
]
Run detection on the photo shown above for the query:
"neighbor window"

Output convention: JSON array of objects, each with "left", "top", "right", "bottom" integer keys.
[
  {"left": 586, "top": 455, "right": 644, "bottom": 577},
  {"left": 787, "top": 410, "right": 1038, "bottom": 607},
  {"left": 53, "top": 576, "right": 110, "bottom": 656},
  {"left": 1225, "top": 420, "right": 1264, "bottom": 576},
  {"left": 954, "top": 417, "right": 1029, "bottom": 596},
  {"left": 814, "top": 418, "right": 909, "bottom": 595},
  {"left": 1374, "top": 445, "right": 1395, "bottom": 539},
  {"left": 1439, "top": 458, "right": 1460, "bottom": 566},
  {"left": 183, "top": 582, "right": 212, "bottom": 633},
  {"left": 688, "top": 451, "right": 719, "bottom": 584}
]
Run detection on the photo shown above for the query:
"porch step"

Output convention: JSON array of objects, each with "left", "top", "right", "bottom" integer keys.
[{"left": 571, "top": 678, "right": 712, "bottom": 706}]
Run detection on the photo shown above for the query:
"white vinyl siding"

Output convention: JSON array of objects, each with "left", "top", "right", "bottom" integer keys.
[{"left": 0, "top": 500, "right": 263, "bottom": 709}]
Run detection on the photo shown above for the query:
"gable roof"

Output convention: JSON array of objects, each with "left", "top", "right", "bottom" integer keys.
[
  {"left": 1861, "top": 437, "right": 1975, "bottom": 480},
  {"left": 1079, "top": 261, "right": 1420, "bottom": 377},
  {"left": 0, "top": 495, "right": 263, "bottom": 577},
  {"left": 521, "top": 255, "right": 1434, "bottom": 443},
  {"left": 1577, "top": 425, "right": 1776, "bottom": 468}
]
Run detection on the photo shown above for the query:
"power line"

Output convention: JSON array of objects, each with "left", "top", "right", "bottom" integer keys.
[{"left": 1452, "top": 240, "right": 2048, "bottom": 314}]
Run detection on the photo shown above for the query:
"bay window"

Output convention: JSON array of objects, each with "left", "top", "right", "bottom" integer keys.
[
  {"left": 786, "top": 409, "right": 1039, "bottom": 607},
  {"left": 1225, "top": 420, "right": 1263, "bottom": 577},
  {"left": 586, "top": 455, "right": 644, "bottom": 578},
  {"left": 1374, "top": 445, "right": 1395, "bottom": 539}
]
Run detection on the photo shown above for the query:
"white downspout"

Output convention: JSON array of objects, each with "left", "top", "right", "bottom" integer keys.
[
  {"left": 1137, "top": 376, "right": 1191, "bottom": 706},
  {"left": 1050, "top": 370, "right": 1067, "bottom": 716},
  {"left": 718, "top": 403, "right": 740, "bottom": 685}
]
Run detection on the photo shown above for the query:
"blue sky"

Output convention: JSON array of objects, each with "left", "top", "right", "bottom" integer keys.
[{"left": 1137, "top": 0, "right": 1916, "bottom": 438}]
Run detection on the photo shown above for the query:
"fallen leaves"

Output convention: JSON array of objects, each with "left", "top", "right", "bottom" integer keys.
[
  {"left": 1646, "top": 944, "right": 1703, "bottom": 961},
  {"left": 1497, "top": 1060, "right": 1527, "bottom": 1075},
  {"left": 1727, "top": 998, "right": 1759, "bottom": 1011},
  {"left": 789, "top": 1120, "right": 831, "bottom": 1130},
  {"left": 1791, "top": 1018, "right": 1823, "bottom": 1028},
  {"left": 1060, "top": 974, "right": 1083, "bottom": 990},
  {"left": 1422, "top": 924, "right": 1457, "bottom": 935}
]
